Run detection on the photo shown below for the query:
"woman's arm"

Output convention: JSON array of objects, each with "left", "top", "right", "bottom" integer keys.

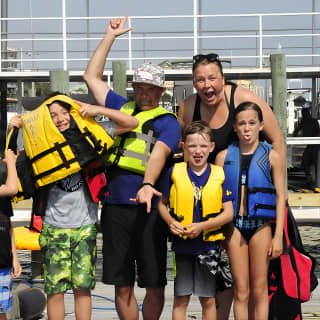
[
  {"left": 214, "top": 149, "right": 228, "bottom": 167},
  {"left": 177, "top": 94, "right": 197, "bottom": 130}
]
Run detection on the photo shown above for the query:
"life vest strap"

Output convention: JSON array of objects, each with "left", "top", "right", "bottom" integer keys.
[
  {"left": 33, "top": 157, "right": 78, "bottom": 182},
  {"left": 204, "top": 228, "right": 223, "bottom": 240},
  {"left": 248, "top": 187, "right": 276, "bottom": 194},
  {"left": 170, "top": 210, "right": 184, "bottom": 222},
  {"left": 111, "top": 130, "right": 156, "bottom": 167},
  {"left": 254, "top": 203, "right": 276, "bottom": 210},
  {"left": 201, "top": 208, "right": 224, "bottom": 221}
]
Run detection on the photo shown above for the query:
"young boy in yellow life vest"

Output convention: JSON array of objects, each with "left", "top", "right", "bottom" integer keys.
[
  {"left": 158, "top": 120, "right": 234, "bottom": 320},
  {"left": 8, "top": 93, "right": 138, "bottom": 320}
]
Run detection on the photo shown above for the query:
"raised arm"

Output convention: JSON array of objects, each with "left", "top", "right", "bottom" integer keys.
[
  {"left": 0, "top": 149, "right": 18, "bottom": 197},
  {"left": 76, "top": 100, "right": 138, "bottom": 136},
  {"left": 83, "top": 15, "right": 132, "bottom": 106}
]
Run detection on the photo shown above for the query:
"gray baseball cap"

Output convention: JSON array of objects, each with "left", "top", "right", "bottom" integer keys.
[{"left": 132, "top": 63, "right": 165, "bottom": 88}]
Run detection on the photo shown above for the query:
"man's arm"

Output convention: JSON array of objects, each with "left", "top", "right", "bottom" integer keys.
[
  {"left": 83, "top": 15, "right": 132, "bottom": 106},
  {"left": 135, "top": 141, "right": 171, "bottom": 213}
]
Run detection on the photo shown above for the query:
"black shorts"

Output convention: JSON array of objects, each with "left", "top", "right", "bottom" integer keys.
[{"left": 100, "top": 204, "right": 168, "bottom": 288}]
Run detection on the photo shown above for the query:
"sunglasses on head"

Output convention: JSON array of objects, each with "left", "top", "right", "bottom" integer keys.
[{"left": 193, "top": 53, "right": 220, "bottom": 66}]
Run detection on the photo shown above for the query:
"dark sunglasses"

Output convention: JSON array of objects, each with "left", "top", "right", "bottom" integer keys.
[{"left": 193, "top": 53, "right": 220, "bottom": 66}]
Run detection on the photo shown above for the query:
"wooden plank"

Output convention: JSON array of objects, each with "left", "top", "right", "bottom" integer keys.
[
  {"left": 288, "top": 192, "right": 320, "bottom": 207},
  {"left": 12, "top": 199, "right": 32, "bottom": 209}
]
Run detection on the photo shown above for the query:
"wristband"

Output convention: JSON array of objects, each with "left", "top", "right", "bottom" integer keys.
[{"left": 139, "top": 182, "right": 154, "bottom": 190}]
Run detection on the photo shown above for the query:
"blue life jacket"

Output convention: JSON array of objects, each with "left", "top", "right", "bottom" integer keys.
[{"left": 224, "top": 142, "right": 276, "bottom": 219}]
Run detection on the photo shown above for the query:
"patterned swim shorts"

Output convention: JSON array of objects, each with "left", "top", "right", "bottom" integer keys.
[
  {"left": 39, "top": 223, "right": 97, "bottom": 295},
  {"left": 0, "top": 268, "right": 13, "bottom": 313}
]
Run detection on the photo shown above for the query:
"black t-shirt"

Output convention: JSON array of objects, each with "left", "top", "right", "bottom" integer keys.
[
  {"left": 193, "top": 83, "right": 238, "bottom": 163},
  {"left": 0, "top": 205, "right": 12, "bottom": 268}
]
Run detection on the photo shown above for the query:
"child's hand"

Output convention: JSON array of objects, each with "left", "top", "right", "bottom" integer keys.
[
  {"left": 184, "top": 223, "right": 203, "bottom": 239},
  {"left": 169, "top": 220, "right": 185, "bottom": 236},
  {"left": 8, "top": 114, "right": 23, "bottom": 131},
  {"left": 11, "top": 259, "right": 22, "bottom": 279},
  {"left": 268, "top": 234, "right": 283, "bottom": 259},
  {"left": 3, "top": 149, "right": 18, "bottom": 164}
]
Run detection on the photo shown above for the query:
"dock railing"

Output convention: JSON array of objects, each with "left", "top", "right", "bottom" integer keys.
[{"left": 0, "top": 12, "right": 319, "bottom": 73}]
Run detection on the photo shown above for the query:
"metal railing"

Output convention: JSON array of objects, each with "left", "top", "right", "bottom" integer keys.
[{"left": 0, "top": 12, "right": 319, "bottom": 72}]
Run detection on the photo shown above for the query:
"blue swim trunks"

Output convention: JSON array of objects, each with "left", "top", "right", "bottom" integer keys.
[{"left": 0, "top": 268, "right": 13, "bottom": 313}]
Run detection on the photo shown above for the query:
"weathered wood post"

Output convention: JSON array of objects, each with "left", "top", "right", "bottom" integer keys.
[
  {"left": 49, "top": 70, "right": 70, "bottom": 94},
  {"left": 270, "top": 53, "right": 287, "bottom": 188},
  {"left": 112, "top": 61, "right": 127, "bottom": 98}
]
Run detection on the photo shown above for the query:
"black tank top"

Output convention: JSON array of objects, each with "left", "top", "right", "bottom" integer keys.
[{"left": 192, "top": 82, "right": 238, "bottom": 163}]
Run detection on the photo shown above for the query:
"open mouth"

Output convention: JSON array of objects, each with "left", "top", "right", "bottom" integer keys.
[
  {"left": 193, "top": 155, "right": 203, "bottom": 163},
  {"left": 205, "top": 91, "right": 215, "bottom": 99}
]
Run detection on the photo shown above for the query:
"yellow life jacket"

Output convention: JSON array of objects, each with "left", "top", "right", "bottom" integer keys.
[
  {"left": 104, "top": 101, "right": 176, "bottom": 175},
  {"left": 21, "top": 95, "right": 114, "bottom": 188},
  {"left": 169, "top": 162, "right": 225, "bottom": 242}
]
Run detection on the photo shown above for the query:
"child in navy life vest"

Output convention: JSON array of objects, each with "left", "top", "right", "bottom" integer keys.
[
  {"left": 0, "top": 149, "right": 21, "bottom": 319},
  {"left": 158, "top": 120, "right": 233, "bottom": 320},
  {"left": 215, "top": 101, "right": 286, "bottom": 320}
]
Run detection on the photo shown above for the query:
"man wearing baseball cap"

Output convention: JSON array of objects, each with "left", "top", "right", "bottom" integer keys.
[{"left": 84, "top": 15, "right": 180, "bottom": 320}]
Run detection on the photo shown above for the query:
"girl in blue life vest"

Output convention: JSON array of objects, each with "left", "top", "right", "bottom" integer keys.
[
  {"left": 158, "top": 121, "right": 233, "bottom": 320},
  {"left": 215, "top": 102, "right": 286, "bottom": 320}
]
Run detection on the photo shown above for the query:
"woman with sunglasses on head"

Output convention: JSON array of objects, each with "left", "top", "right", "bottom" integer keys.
[{"left": 178, "top": 53, "right": 286, "bottom": 320}]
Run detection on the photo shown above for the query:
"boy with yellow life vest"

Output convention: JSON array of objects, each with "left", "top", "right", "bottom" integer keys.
[
  {"left": 158, "top": 121, "right": 233, "bottom": 320},
  {"left": 8, "top": 93, "right": 138, "bottom": 320}
]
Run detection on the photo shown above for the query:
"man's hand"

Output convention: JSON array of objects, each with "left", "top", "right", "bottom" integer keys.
[
  {"left": 107, "top": 15, "right": 132, "bottom": 38},
  {"left": 130, "top": 184, "right": 162, "bottom": 213}
]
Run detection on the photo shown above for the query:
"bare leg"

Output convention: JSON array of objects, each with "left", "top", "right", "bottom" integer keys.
[
  {"left": 249, "top": 224, "right": 272, "bottom": 320},
  {"left": 47, "top": 292, "right": 65, "bottom": 320},
  {"left": 199, "top": 296, "right": 217, "bottom": 320},
  {"left": 216, "top": 288, "right": 233, "bottom": 320},
  {"left": 73, "top": 289, "right": 92, "bottom": 320},
  {"left": 172, "top": 295, "right": 190, "bottom": 320},
  {"left": 115, "top": 286, "right": 139, "bottom": 320},
  {"left": 227, "top": 226, "right": 250, "bottom": 320},
  {"left": 142, "top": 287, "right": 165, "bottom": 320}
]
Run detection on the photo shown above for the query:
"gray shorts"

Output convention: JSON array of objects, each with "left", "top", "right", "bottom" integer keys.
[{"left": 174, "top": 253, "right": 216, "bottom": 298}]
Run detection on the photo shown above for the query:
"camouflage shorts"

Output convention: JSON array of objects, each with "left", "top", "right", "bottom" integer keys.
[{"left": 39, "top": 223, "right": 97, "bottom": 295}]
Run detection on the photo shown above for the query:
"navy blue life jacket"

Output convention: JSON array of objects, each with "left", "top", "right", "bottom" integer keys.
[{"left": 224, "top": 141, "right": 276, "bottom": 219}]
